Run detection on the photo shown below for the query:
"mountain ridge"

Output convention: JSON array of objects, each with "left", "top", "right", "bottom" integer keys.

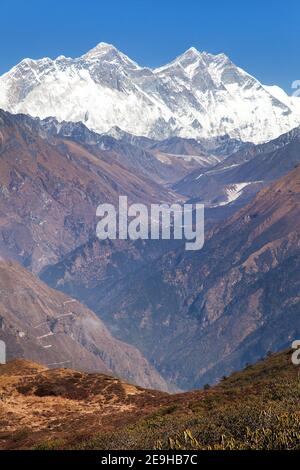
[{"left": 1, "top": 43, "right": 299, "bottom": 143}]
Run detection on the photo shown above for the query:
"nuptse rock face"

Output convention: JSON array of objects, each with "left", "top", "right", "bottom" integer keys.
[{"left": 0, "top": 42, "right": 300, "bottom": 144}]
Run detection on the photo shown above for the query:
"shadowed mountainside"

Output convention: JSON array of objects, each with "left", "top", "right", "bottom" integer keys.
[
  {"left": 42, "top": 164, "right": 300, "bottom": 390},
  {"left": 0, "top": 259, "right": 169, "bottom": 391}
]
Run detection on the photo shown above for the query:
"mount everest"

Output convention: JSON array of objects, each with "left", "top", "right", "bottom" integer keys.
[{"left": 0, "top": 42, "right": 300, "bottom": 144}]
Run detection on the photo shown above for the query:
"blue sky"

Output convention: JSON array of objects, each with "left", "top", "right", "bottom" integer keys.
[{"left": 1, "top": 0, "right": 299, "bottom": 93}]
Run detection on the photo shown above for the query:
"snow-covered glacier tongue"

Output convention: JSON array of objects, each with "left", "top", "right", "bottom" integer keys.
[{"left": 0, "top": 42, "right": 299, "bottom": 144}]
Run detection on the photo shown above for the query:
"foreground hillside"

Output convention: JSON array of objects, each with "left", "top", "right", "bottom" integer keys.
[{"left": 0, "top": 350, "right": 299, "bottom": 450}]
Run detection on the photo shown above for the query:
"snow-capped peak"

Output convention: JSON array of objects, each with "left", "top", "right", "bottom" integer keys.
[
  {"left": 154, "top": 46, "right": 204, "bottom": 74},
  {"left": 81, "top": 42, "right": 140, "bottom": 70},
  {"left": 176, "top": 46, "right": 203, "bottom": 62},
  {"left": 0, "top": 43, "right": 299, "bottom": 144},
  {"left": 83, "top": 41, "right": 117, "bottom": 56}
]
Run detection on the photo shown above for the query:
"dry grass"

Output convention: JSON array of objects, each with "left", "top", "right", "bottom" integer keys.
[{"left": 1, "top": 350, "right": 300, "bottom": 450}]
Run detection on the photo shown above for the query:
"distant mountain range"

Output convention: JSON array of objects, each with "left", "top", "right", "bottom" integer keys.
[{"left": 1, "top": 42, "right": 300, "bottom": 143}]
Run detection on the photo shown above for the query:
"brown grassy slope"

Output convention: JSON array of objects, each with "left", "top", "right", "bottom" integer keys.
[
  {"left": 76, "top": 349, "right": 300, "bottom": 450},
  {"left": 0, "top": 359, "right": 170, "bottom": 450},
  {"left": 0, "top": 349, "right": 300, "bottom": 450}
]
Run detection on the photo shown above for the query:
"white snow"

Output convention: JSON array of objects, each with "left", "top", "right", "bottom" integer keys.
[
  {"left": 223, "top": 183, "right": 252, "bottom": 204},
  {"left": 36, "top": 332, "right": 54, "bottom": 340},
  {"left": 264, "top": 84, "right": 300, "bottom": 115},
  {"left": 0, "top": 43, "right": 300, "bottom": 144},
  {"left": 213, "top": 181, "right": 263, "bottom": 207},
  {"left": 196, "top": 163, "right": 242, "bottom": 180}
]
